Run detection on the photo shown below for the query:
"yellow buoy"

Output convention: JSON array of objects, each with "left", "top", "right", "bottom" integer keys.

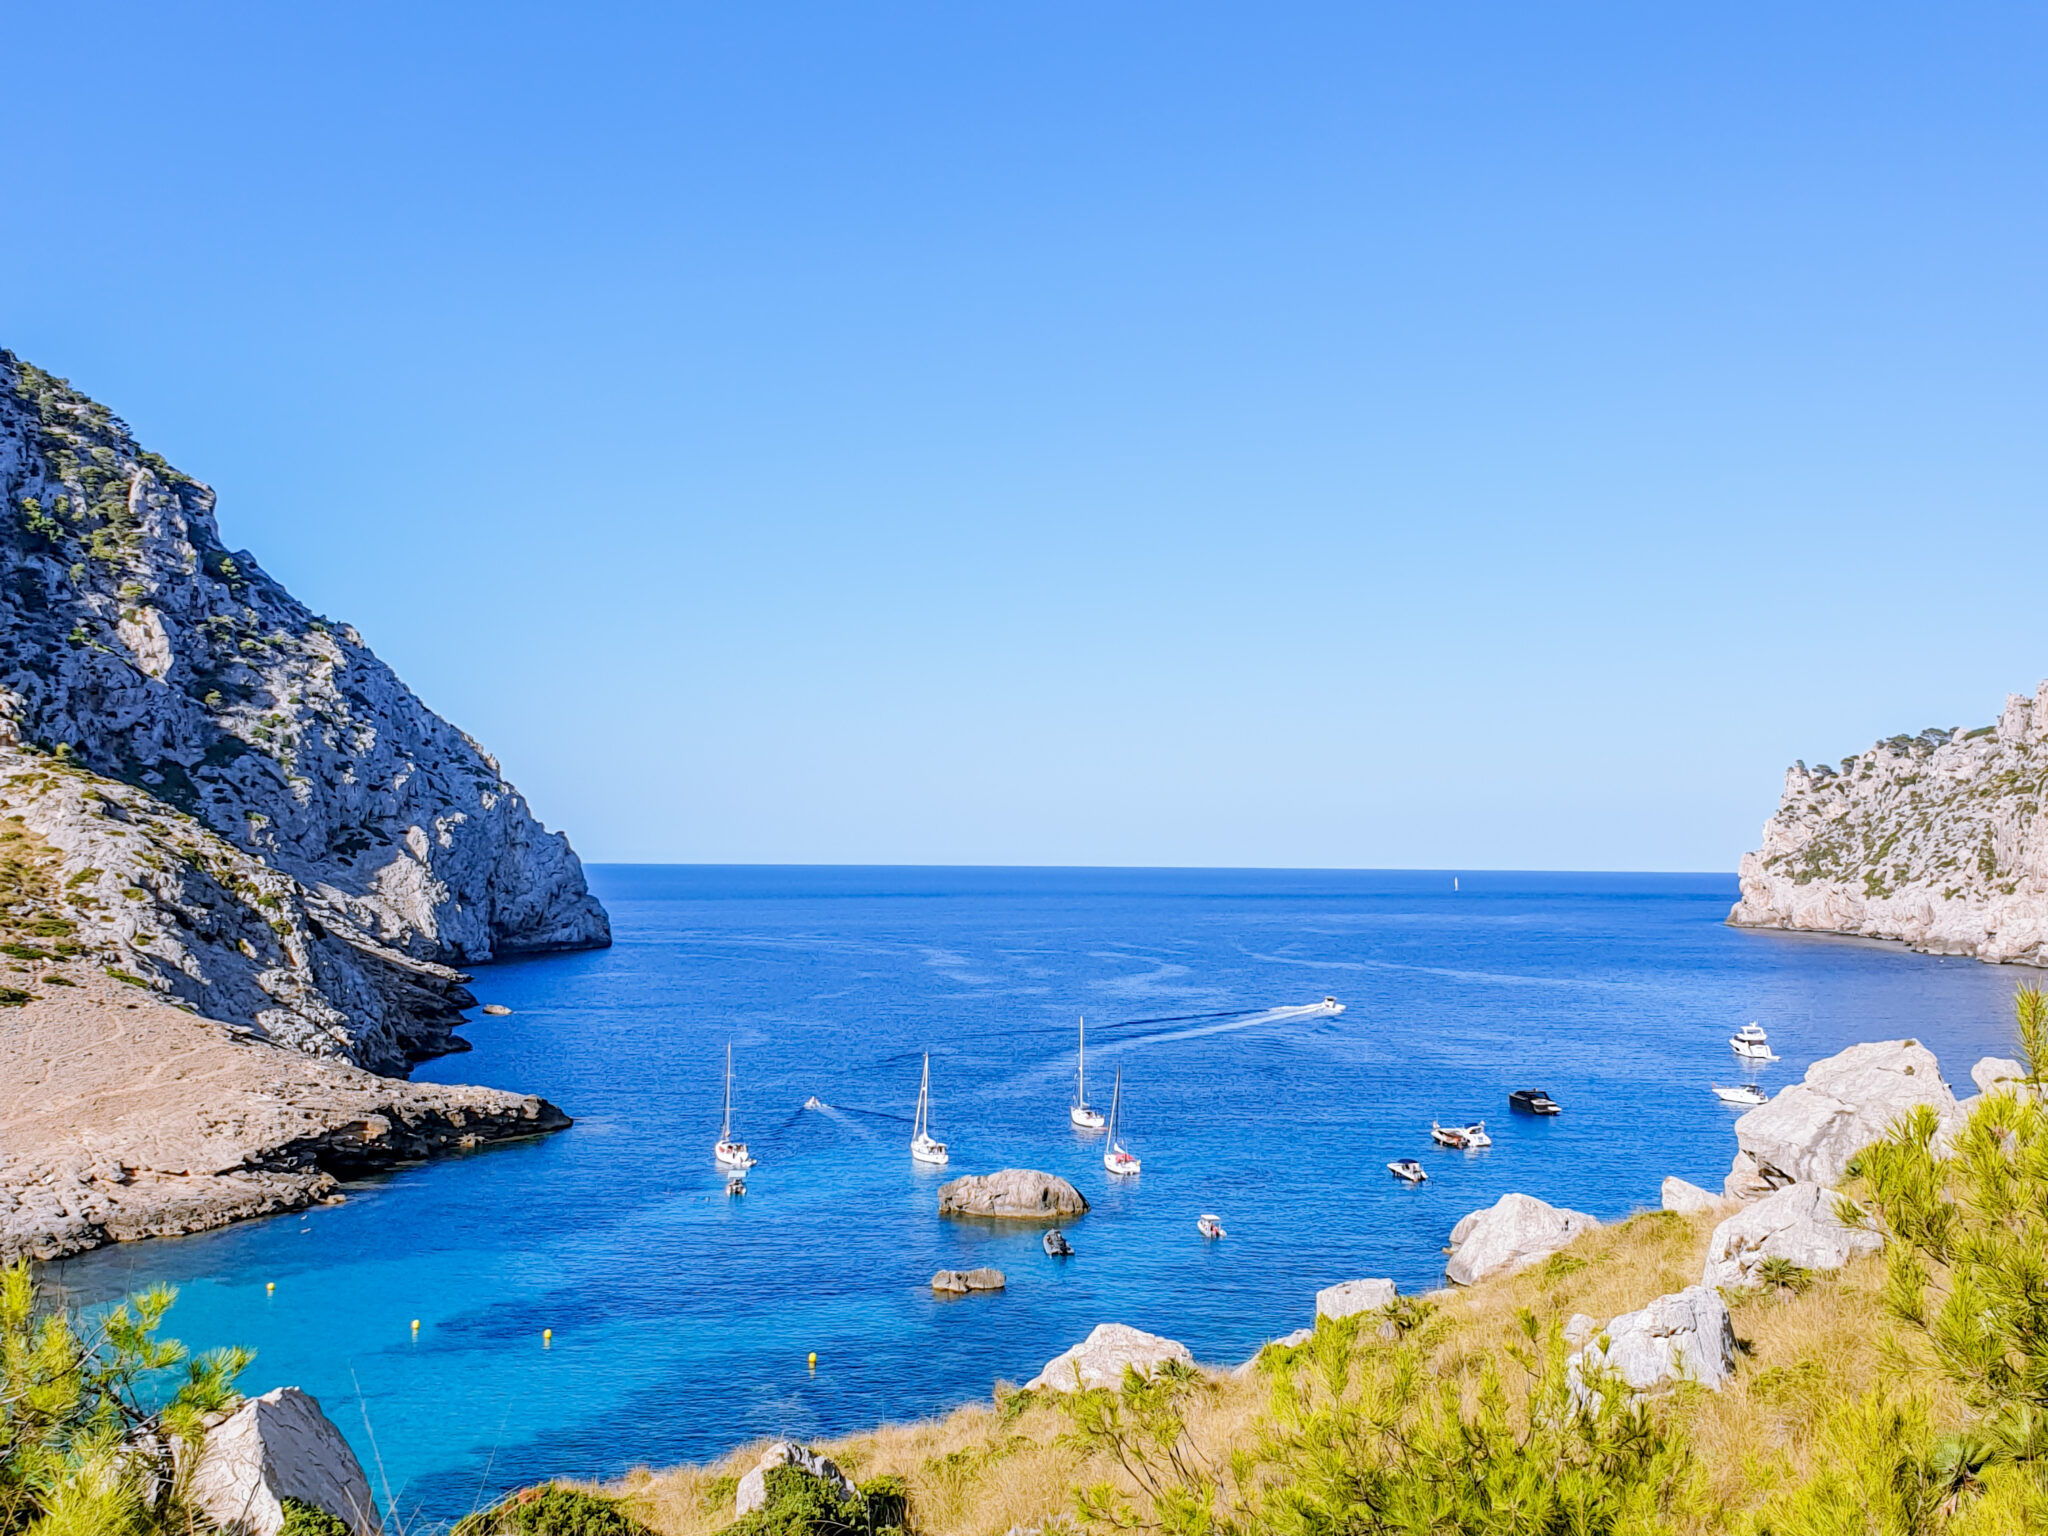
[
  {"left": 265, "top": 1282, "right": 275, "bottom": 1295},
  {"left": 410, "top": 1319, "right": 420, "bottom": 1333},
  {"left": 543, "top": 1329, "right": 553, "bottom": 1346},
  {"left": 808, "top": 1352, "right": 817, "bottom": 1371}
]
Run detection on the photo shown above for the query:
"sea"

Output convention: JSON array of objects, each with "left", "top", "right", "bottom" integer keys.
[{"left": 40, "top": 866, "right": 2028, "bottom": 1527}]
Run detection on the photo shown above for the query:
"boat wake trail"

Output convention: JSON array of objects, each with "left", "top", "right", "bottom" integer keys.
[
  {"left": 809, "top": 1102, "right": 915, "bottom": 1126},
  {"left": 1099, "top": 1003, "right": 1341, "bottom": 1051}
]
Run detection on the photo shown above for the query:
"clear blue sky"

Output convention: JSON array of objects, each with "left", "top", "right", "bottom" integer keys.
[{"left": 5, "top": 5, "right": 2043, "bottom": 869}]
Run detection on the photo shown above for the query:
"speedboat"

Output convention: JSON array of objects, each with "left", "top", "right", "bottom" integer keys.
[
  {"left": 1388, "top": 1158, "right": 1427, "bottom": 1184},
  {"left": 1460, "top": 1121, "right": 1491, "bottom": 1149},
  {"left": 911, "top": 1054, "right": 949, "bottom": 1165},
  {"left": 1509, "top": 1089, "right": 1561, "bottom": 1115},
  {"left": 802, "top": 1095, "right": 825, "bottom": 1110},
  {"left": 1731, "top": 1023, "right": 1779, "bottom": 1061},
  {"left": 1043, "top": 1229, "right": 1074, "bottom": 1257},
  {"left": 1713, "top": 1083, "right": 1768, "bottom": 1107},
  {"left": 714, "top": 1042, "right": 757, "bottom": 1170},
  {"left": 1311, "top": 996, "right": 1345, "bottom": 1016},
  {"left": 1069, "top": 1016, "right": 1105, "bottom": 1129},
  {"left": 1430, "top": 1121, "right": 1469, "bottom": 1149},
  {"left": 1103, "top": 1069, "right": 1141, "bottom": 1175},
  {"left": 1197, "top": 1213, "right": 1226, "bottom": 1239}
]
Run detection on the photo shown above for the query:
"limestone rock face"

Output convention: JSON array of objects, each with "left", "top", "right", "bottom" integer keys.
[
  {"left": 1573, "top": 1287, "right": 1737, "bottom": 1394},
  {"left": 1444, "top": 1193, "right": 1598, "bottom": 1286},
  {"left": 1701, "top": 1182, "right": 1883, "bottom": 1290},
  {"left": 1315, "top": 1278, "right": 1397, "bottom": 1321},
  {"left": 186, "top": 1387, "right": 380, "bottom": 1536},
  {"left": 1730, "top": 1040, "right": 1962, "bottom": 1191},
  {"left": 1026, "top": 1323, "right": 1193, "bottom": 1393},
  {"left": 734, "top": 1441, "right": 858, "bottom": 1518},
  {"left": 1661, "top": 1177, "right": 1724, "bottom": 1215},
  {"left": 0, "top": 354, "right": 608, "bottom": 1069},
  {"left": 931, "top": 1267, "right": 1006, "bottom": 1293},
  {"left": 1972, "top": 1056, "right": 2038, "bottom": 1099},
  {"left": 1728, "top": 690, "right": 2048, "bottom": 965},
  {"left": 937, "top": 1169, "right": 1089, "bottom": 1220}
]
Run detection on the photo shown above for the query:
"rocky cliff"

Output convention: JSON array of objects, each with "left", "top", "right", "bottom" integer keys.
[
  {"left": 0, "top": 352, "right": 608, "bottom": 1067},
  {"left": 1728, "top": 682, "right": 2048, "bottom": 965}
]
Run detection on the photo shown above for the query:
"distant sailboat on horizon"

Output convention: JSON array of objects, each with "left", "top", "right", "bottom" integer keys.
[
  {"left": 1103, "top": 1068, "right": 1140, "bottom": 1176},
  {"left": 911, "top": 1053, "right": 949, "bottom": 1165},
  {"left": 714, "top": 1042, "right": 755, "bottom": 1171},
  {"left": 1070, "top": 1016, "right": 1105, "bottom": 1129}
]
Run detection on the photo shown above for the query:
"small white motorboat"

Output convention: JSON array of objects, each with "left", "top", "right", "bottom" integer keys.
[
  {"left": 1731, "top": 1022, "right": 1779, "bottom": 1061},
  {"left": 1460, "top": 1121, "right": 1491, "bottom": 1148},
  {"left": 1197, "top": 1213, "right": 1226, "bottom": 1239},
  {"left": 1043, "top": 1229, "right": 1074, "bottom": 1257},
  {"left": 1388, "top": 1158, "right": 1427, "bottom": 1183},
  {"left": 803, "top": 1095, "right": 825, "bottom": 1110},
  {"left": 1069, "top": 1015, "right": 1106, "bottom": 1129},
  {"left": 1103, "top": 1069, "right": 1141, "bottom": 1175},
  {"left": 911, "top": 1054, "right": 949, "bottom": 1165},
  {"left": 1713, "top": 1083, "right": 1769, "bottom": 1106},
  {"left": 1312, "top": 996, "right": 1345, "bottom": 1016},
  {"left": 1430, "top": 1121, "right": 1469, "bottom": 1149},
  {"left": 714, "top": 1042, "right": 757, "bottom": 1170},
  {"left": 725, "top": 1175, "right": 746, "bottom": 1197}
]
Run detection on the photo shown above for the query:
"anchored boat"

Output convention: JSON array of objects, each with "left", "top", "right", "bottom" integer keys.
[
  {"left": 911, "top": 1054, "right": 949, "bottom": 1165},
  {"left": 1712, "top": 1083, "right": 1768, "bottom": 1106},
  {"left": 1509, "top": 1088, "right": 1561, "bottom": 1115},
  {"left": 1731, "top": 1022, "right": 1779, "bottom": 1061},
  {"left": 1103, "top": 1069, "right": 1141, "bottom": 1176},
  {"left": 714, "top": 1042, "right": 756, "bottom": 1171},
  {"left": 1197, "top": 1213, "right": 1226, "bottom": 1239},
  {"left": 1070, "top": 1016, "right": 1105, "bottom": 1129},
  {"left": 1388, "top": 1158, "right": 1427, "bottom": 1184},
  {"left": 1043, "top": 1229, "right": 1074, "bottom": 1257}
]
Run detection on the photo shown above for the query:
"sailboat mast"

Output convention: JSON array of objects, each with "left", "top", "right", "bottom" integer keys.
[
  {"left": 1108, "top": 1069, "right": 1120, "bottom": 1141},
  {"left": 722, "top": 1042, "right": 733, "bottom": 1142},
  {"left": 1077, "top": 1016, "right": 1086, "bottom": 1106}
]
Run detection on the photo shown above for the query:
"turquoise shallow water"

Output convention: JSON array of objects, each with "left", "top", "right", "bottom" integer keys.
[{"left": 41, "top": 866, "right": 2024, "bottom": 1527}]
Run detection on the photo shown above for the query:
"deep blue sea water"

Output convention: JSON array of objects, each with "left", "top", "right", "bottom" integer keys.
[{"left": 41, "top": 866, "right": 2027, "bottom": 1527}]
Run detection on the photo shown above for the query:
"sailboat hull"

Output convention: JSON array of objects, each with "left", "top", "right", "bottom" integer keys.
[
  {"left": 1104, "top": 1147, "right": 1140, "bottom": 1176},
  {"left": 714, "top": 1141, "right": 754, "bottom": 1170},
  {"left": 1070, "top": 1106, "right": 1105, "bottom": 1129}
]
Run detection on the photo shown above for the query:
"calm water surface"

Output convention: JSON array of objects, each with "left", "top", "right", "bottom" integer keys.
[{"left": 44, "top": 867, "right": 2025, "bottom": 1525}]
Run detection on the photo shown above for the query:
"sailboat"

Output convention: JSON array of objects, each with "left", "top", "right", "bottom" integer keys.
[
  {"left": 1070, "top": 1016, "right": 1106, "bottom": 1129},
  {"left": 714, "top": 1042, "right": 755, "bottom": 1170},
  {"left": 1102, "top": 1068, "right": 1141, "bottom": 1176},
  {"left": 911, "top": 1053, "right": 949, "bottom": 1165}
]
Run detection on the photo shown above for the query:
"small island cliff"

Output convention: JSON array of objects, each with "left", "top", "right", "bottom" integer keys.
[{"left": 0, "top": 350, "right": 602, "bottom": 1259}]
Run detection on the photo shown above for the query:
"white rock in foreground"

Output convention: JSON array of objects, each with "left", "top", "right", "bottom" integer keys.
[
  {"left": 186, "top": 1387, "right": 380, "bottom": 1536},
  {"left": 1660, "top": 1177, "right": 1723, "bottom": 1215},
  {"left": 1444, "top": 1193, "right": 1599, "bottom": 1286},
  {"left": 1573, "top": 1286, "right": 1737, "bottom": 1394},
  {"left": 1972, "top": 1056, "right": 2038, "bottom": 1099},
  {"left": 1701, "top": 1182, "right": 1882, "bottom": 1290},
  {"left": 1027, "top": 1323, "right": 1193, "bottom": 1393},
  {"left": 1315, "top": 1278, "right": 1396, "bottom": 1321},
  {"left": 1730, "top": 1040, "right": 1962, "bottom": 1193},
  {"left": 734, "top": 1441, "right": 859, "bottom": 1517}
]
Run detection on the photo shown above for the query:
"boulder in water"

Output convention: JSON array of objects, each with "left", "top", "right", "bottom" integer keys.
[
  {"left": 938, "top": 1169, "right": 1089, "bottom": 1219},
  {"left": 931, "top": 1267, "right": 1006, "bottom": 1293}
]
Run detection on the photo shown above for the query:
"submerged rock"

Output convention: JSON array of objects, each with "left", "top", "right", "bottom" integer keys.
[
  {"left": 1315, "top": 1278, "right": 1396, "bottom": 1321},
  {"left": 734, "top": 1441, "right": 858, "bottom": 1517},
  {"left": 938, "top": 1169, "right": 1089, "bottom": 1219},
  {"left": 1701, "top": 1181, "right": 1882, "bottom": 1290},
  {"left": 1573, "top": 1286, "right": 1737, "bottom": 1395},
  {"left": 1026, "top": 1323, "right": 1193, "bottom": 1392},
  {"left": 931, "top": 1267, "right": 1006, "bottom": 1293},
  {"left": 186, "top": 1387, "right": 380, "bottom": 1536},
  {"left": 1444, "top": 1193, "right": 1598, "bottom": 1286},
  {"left": 1728, "top": 1040, "right": 1963, "bottom": 1193}
]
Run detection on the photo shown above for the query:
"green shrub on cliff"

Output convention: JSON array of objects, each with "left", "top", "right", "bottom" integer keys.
[{"left": 455, "top": 1484, "right": 659, "bottom": 1536}]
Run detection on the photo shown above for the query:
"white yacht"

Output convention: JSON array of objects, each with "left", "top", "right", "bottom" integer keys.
[
  {"left": 1196, "top": 1213, "right": 1226, "bottom": 1239},
  {"left": 1070, "top": 1016, "right": 1105, "bottom": 1129},
  {"left": 911, "top": 1053, "right": 949, "bottom": 1165},
  {"left": 714, "top": 1042, "right": 756, "bottom": 1170},
  {"left": 1730, "top": 1022, "right": 1779, "bottom": 1061},
  {"left": 1388, "top": 1158, "right": 1427, "bottom": 1184},
  {"left": 1713, "top": 1083, "right": 1769, "bottom": 1106},
  {"left": 1103, "top": 1069, "right": 1141, "bottom": 1176},
  {"left": 1460, "top": 1121, "right": 1492, "bottom": 1148}
]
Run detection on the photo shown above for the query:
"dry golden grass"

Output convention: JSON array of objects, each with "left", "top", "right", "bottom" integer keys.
[{"left": 609, "top": 1205, "right": 1947, "bottom": 1536}]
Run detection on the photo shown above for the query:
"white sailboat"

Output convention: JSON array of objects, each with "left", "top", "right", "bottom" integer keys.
[
  {"left": 1070, "top": 1016, "right": 1105, "bottom": 1129},
  {"left": 714, "top": 1042, "right": 755, "bottom": 1170},
  {"left": 1103, "top": 1068, "right": 1141, "bottom": 1176},
  {"left": 911, "top": 1053, "right": 949, "bottom": 1165}
]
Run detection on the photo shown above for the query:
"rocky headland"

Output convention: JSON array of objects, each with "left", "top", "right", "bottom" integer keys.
[
  {"left": 0, "top": 351, "right": 602, "bottom": 1258},
  {"left": 1729, "top": 682, "right": 2048, "bottom": 965}
]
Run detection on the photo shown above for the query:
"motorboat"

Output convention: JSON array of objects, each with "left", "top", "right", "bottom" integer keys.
[
  {"left": 1043, "top": 1229, "right": 1074, "bottom": 1257},
  {"left": 1197, "top": 1213, "right": 1226, "bottom": 1239},
  {"left": 1388, "top": 1158, "right": 1427, "bottom": 1184},
  {"left": 1509, "top": 1089, "right": 1561, "bottom": 1115},
  {"left": 1311, "top": 996, "right": 1345, "bottom": 1016},
  {"left": 803, "top": 1095, "right": 825, "bottom": 1110},
  {"left": 1430, "top": 1121, "right": 1470, "bottom": 1149},
  {"left": 1713, "top": 1083, "right": 1769, "bottom": 1107},
  {"left": 714, "top": 1042, "right": 756, "bottom": 1170},
  {"left": 1070, "top": 1016, "right": 1106, "bottom": 1129},
  {"left": 911, "top": 1054, "right": 949, "bottom": 1165},
  {"left": 1460, "top": 1121, "right": 1491, "bottom": 1149},
  {"left": 725, "top": 1175, "right": 746, "bottom": 1197},
  {"left": 1731, "top": 1023, "right": 1779, "bottom": 1061},
  {"left": 1103, "top": 1069, "right": 1141, "bottom": 1175}
]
